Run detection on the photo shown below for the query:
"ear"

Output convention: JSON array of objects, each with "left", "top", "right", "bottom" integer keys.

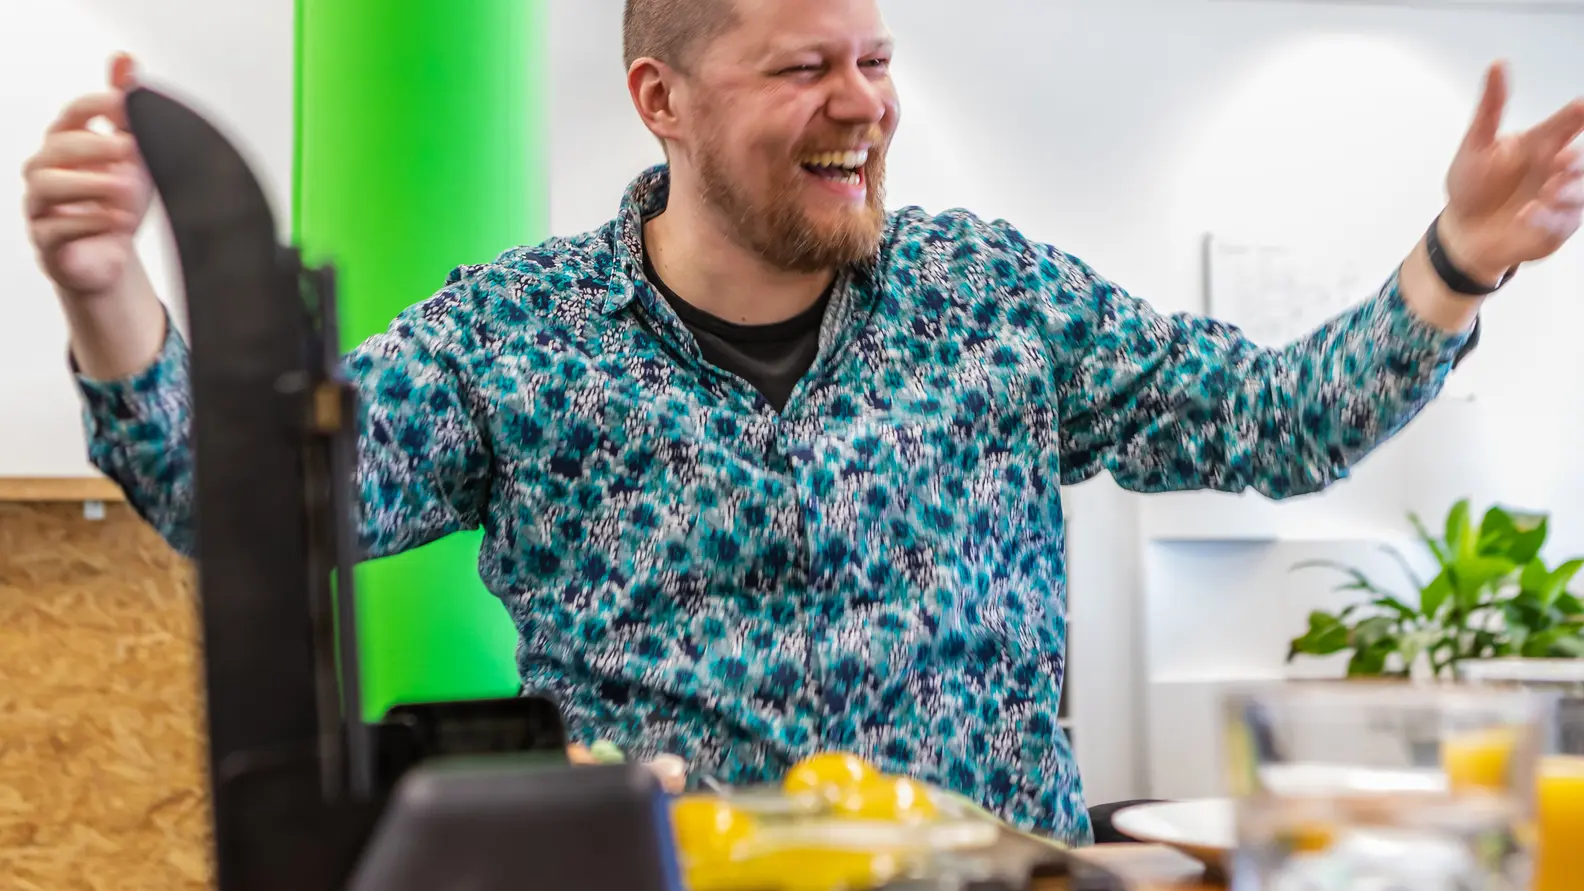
[{"left": 628, "top": 58, "right": 687, "bottom": 147}]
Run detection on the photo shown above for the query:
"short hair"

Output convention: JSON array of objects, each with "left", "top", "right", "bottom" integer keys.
[{"left": 622, "top": 0, "right": 741, "bottom": 73}]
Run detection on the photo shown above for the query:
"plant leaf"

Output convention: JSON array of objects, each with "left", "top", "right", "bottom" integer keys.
[
  {"left": 1421, "top": 571, "right": 1453, "bottom": 620},
  {"left": 1446, "top": 499, "right": 1473, "bottom": 561},
  {"left": 1522, "top": 628, "right": 1569, "bottom": 658},
  {"left": 1291, "top": 559, "right": 1402, "bottom": 603},
  {"left": 1508, "top": 514, "right": 1549, "bottom": 564},
  {"left": 1370, "top": 596, "right": 1418, "bottom": 621},
  {"left": 1378, "top": 544, "right": 1428, "bottom": 594},
  {"left": 1291, "top": 611, "right": 1351, "bottom": 657},
  {"left": 1504, "top": 602, "right": 1542, "bottom": 652},
  {"left": 1352, "top": 616, "right": 1396, "bottom": 650},
  {"left": 1549, "top": 635, "right": 1584, "bottom": 659},
  {"left": 1541, "top": 559, "right": 1584, "bottom": 609},
  {"left": 1450, "top": 555, "right": 1517, "bottom": 615},
  {"left": 1557, "top": 592, "right": 1584, "bottom": 616},
  {"left": 1410, "top": 511, "right": 1448, "bottom": 566},
  {"left": 1347, "top": 646, "right": 1389, "bottom": 677},
  {"left": 1478, "top": 505, "right": 1517, "bottom": 556},
  {"left": 1471, "top": 629, "right": 1502, "bottom": 659},
  {"left": 1520, "top": 558, "right": 1550, "bottom": 597}
]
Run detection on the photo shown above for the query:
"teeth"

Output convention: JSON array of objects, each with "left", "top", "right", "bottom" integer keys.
[{"left": 802, "top": 148, "right": 869, "bottom": 170}]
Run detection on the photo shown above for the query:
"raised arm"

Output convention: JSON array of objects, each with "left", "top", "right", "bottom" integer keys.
[
  {"left": 26, "top": 56, "right": 491, "bottom": 560},
  {"left": 1056, "top": 61, "right": 1584, "bottom": 497},
  {"left": 1052, "top": 255, "right": 1472, "bottom": 498}
]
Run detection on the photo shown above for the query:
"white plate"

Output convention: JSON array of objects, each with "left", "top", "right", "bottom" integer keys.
[{"left": 1109, "top": 798, "right": 1235, "bottom": 867}]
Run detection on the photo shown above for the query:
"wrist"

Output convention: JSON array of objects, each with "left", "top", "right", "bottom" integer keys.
[
  {"left": 60, "top": 257, "right": 169, "bottom": 381},
  {"left": 1434, "top": 210, "right": 1512, "bottom": 288},
  {"left": 1401, "top": 238, "right": 1484, "bottom": 334}
]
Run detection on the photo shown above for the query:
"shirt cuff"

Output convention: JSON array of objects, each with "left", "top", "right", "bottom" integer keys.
[
  {"left": 72, "top": 311, "right": 189, "bottom": 434},
  {"left": 1369, "top": 269, "right": 1478, "bottom": 375}
]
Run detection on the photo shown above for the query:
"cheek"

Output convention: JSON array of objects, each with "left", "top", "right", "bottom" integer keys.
[{"left": 881, "top": 91, "right": 902, "bottom": 133}]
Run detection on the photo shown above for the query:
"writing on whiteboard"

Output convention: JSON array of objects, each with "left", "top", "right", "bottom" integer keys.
[{"left": 1203, "top": 234, "right": 1368, "bottom": 348}]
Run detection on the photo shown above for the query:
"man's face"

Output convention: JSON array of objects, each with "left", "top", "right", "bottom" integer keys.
[{"left": 678, "top": 0, "right": 899, "bottom": 272}]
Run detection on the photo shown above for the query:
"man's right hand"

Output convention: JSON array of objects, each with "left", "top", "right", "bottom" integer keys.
[
  {"left": 24, "top": 53, "right": 151, "bottom": 299},
  {"left": 23, "top": 53, "right": 167, "bottom": 380}
]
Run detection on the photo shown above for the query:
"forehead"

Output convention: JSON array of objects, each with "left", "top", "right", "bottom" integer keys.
[{"left": 712, "top": 0, "right": 891, "bottom": 60}]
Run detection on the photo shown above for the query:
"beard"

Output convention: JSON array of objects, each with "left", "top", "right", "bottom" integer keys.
[{"left": 692, "top": 123, "right": 888, "bottom": 273}]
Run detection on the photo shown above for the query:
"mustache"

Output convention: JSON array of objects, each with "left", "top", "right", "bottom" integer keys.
[{"left": 797, "top": 126, "right": 887, "bottom": 154}]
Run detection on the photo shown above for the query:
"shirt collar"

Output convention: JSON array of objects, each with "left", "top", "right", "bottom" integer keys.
[{"left": 599, "top": 163, "right": 672, "bottom": 316}]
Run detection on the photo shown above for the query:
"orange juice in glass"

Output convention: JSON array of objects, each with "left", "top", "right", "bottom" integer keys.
[
  {"left": 1458, "top": 659, "right": 1584, "bottom": 891},
  {"left": 1535, "top": 755, "right": 1584, "bottom": 891},
  {"left": 1225, "top": 681, "right": 1548, "bottom": 890},
  {"left": 1442, "top": 725, "right": 1522, "bottom": 792}
]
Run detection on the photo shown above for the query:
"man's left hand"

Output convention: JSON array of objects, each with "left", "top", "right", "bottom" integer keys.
[{"left": 1439, "top": 61, "right": 1584, "bottom": 285}]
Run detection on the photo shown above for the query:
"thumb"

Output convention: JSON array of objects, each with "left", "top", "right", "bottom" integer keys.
[
  {"left": 1463, "top": 60, "right": 1508, "bottom": 150},
  {"left": 109, "top": 52, "right": 138, "bottom": 92}
]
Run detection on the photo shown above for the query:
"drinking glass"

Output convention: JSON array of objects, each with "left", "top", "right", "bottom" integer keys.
[
  {"left": 1222, "top": 680, "right": 1554, "bottom": 891},
  {"left": 1457, "top": 658, "right": 1584, "bottom": 891}
]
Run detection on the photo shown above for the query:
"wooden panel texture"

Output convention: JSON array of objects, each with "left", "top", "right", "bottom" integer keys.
[{"left": 0, "top": 502, "right": 209, "bottom": 890}]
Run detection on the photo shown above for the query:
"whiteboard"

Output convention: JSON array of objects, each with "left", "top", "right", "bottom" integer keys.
[
  {"left": 1204, "top": 232, "right": 1478, "bottom": 398},
  {"left": 1202, "top": 233, "right": 1370, "bottom": 347},
  {"left": 1, "top": 1, "right": 292, "bottom": 478}
]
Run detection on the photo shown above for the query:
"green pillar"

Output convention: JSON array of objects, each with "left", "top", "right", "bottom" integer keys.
[{"left": 294, "top": 0, "right": 550, "bottom": 721}]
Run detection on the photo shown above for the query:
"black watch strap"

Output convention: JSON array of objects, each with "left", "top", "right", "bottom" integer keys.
[{"left": 1426, "top": 213, "right": 1515, "bottom": 296}]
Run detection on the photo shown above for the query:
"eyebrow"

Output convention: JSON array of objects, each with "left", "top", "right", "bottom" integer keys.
[{"left": 762, "top": 36, "right": 895, "bottom": 61}]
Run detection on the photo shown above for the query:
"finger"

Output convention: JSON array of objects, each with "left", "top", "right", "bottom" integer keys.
[
  {"left": 30, "top": 210, "right": 130, "bottom": 253},
  {"left": 1541, "top": 168, "right": 1584, "bottom": 207},
  {"left": 24, "top": 168, "right": 139, "bottom": 218},
  {"left": 1526, "top": 97, "right": 1584, "bottom": 154},
  {"left": 109, "top": 52, "right": 137, "bottom": 92},
  {"left": 1521, "top": 200, "right": 1583, "bottom": 239},
  {"left": 1464, "top": 61, "right": 1508, "bottom": 150},
  {"left": 47, "top": 92, "right": 128, "bottom": 135},
  {"left": 1552, "top": 146, "right": 1584, "bottom": 177},
  {"left": 23, "top": 130, "right": 137, "bottom": 174}
]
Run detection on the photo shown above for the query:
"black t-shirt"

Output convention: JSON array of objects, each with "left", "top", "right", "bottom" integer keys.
[{"left": 644, "top": 252, "right": 830, "bottom": 412}]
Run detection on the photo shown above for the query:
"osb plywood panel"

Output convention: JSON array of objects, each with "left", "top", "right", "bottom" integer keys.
[
  {"left": 0, "top": 502, "right": 211, "bottom": 891},
  {"left": 0, "top": 478, "right": 126, "bottom": 503}
]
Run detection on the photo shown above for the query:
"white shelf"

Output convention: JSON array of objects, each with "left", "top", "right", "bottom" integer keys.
[
  {"left": 1147, "top": 530, "right": 1410, "bottom": 544},
  {"left": 1147, "top": 671, "right": 1291, "bottom": 686}
]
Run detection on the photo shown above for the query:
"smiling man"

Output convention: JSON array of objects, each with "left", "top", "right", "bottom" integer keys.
[{"left": 23, "top": 0, "right": 1584, "bottom": 846}]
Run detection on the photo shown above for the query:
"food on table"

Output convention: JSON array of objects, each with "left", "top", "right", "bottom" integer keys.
[
  {"left": 590, "top": 739, "right": 627, "bottom": 763},
  {"left": 672, "top": 796, "right": 761, "bottom": 860},
  {"left": 831, "top": 775, "right": 939, "bottom": 824},
  {"left": 668, "top": 751, "right": 1011, "bottom": 890},
  {"left": 782, "top": 752, "right": 878, "bottom": 803},
  {"left": 648, "top": 753, "right": 689, "bottom": 794}
]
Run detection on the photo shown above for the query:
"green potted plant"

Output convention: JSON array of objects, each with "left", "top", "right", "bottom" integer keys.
[{"left": 1287, "top": 500, "right": 1584, "bottom": 679}]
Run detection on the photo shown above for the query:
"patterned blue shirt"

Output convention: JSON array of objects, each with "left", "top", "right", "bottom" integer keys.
[{"left": 75, "top": 165, "right": 1473, "bottom": 846}]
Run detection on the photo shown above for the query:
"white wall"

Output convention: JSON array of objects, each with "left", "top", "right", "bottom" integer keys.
[{"left": 1, "top": 0, "right": 293, "bottom": 476}]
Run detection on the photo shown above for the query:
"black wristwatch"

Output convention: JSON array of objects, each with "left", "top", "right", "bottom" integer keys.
[{"left": 1426, "top": 213, "right": 1516, "bottom": 296}]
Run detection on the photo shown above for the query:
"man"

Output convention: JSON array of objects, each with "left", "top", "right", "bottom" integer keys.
[{"left": 22, "top": 0, "right": 1584, "bottom": 846}]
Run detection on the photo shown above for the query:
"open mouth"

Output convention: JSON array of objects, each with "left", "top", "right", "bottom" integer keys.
[{"left": 799, "top": 149, "right": 869, "bottom": 186}]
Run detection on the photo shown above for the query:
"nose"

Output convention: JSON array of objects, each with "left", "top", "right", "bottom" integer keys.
[{"left": 826, "top": 63, "right": 889, "bottom": 127}]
